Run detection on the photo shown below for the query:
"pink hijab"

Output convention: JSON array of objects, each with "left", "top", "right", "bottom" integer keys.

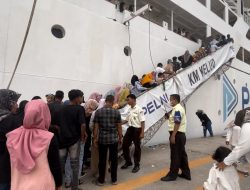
[
  {"left": 6, "top": 100, "right": 53, "bottom": 174},
  {"left": 114, "top": 86, "right": 121, "bottom": 103},
  {"left": 89, "top": 92, "right": 102, "bottom": 103},
  {"left": 84, "top": 99, "right": 99, "bottom": 116}
]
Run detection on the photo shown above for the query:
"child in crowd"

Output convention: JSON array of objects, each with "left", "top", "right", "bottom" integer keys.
[{"left": 203, "top": 146, "right": 240, "bottom": 190}]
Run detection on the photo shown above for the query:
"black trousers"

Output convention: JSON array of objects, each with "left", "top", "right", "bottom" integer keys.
[
  {"left": 83, "top": 127, "right": 91, "bottom": 166},
  {"left": 122, "top": 127, "right": 141, "bottom": 166},
  {"left": 98, "top": 143, "right": 118, "bottom": 183},
  {"left": 168, "top": 132, "right": 190, "bottom": 179}
]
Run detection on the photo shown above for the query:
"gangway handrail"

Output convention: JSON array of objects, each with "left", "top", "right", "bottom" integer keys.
[
  {"left": 133, "top": 44, "right": 231, "bottom": 100},
  {"left": 119, "top": 43, "right": 235, "bottom": 146}
]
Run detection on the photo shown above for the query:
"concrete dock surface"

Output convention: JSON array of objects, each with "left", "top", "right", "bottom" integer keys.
[{"left": 66, "top": 136, "right": 249, "bottom": 190}]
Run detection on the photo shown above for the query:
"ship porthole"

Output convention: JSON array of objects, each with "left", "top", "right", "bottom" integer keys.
[
  {"left": 124, "top": 46, "right": 132, "bottom": 56},
  {"left": 51, "top": 25, "right": 65, "bottom": 39}
]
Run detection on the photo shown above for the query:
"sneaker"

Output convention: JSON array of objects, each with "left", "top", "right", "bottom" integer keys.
[
  {"left": 178, "top": 173, "right": 191, "bottom": 180},
  {"left": 244, "top": 172, "right": 249, "bottom": 177},
  {"left": 121, "top": 162, "right": 132, "bottom": 169},
  {"left": 65, "top": 182, "right": 71, "bottom": 188},
  {"left": 132, "top": 165, "right": 140, "bottom": 173},
  {"left": 96, "top": 181, "right": 104, "bottom": 186},
  {"left": 92, "top": 179, "right": 105, "bottom": 186},
  {"left": 160, "top": 175, "right": 176, "bottom": 182},
  {"left": 81, "top": 171, "right": 86, "bottom": 177},
  {"left": 112, "top": 181, "right": 118, "bottom": 185},
  {"left": 79, "top": 172, "right": 86, "bottom": 185},
  {"left": 79, "top": 179, "right": 84, "bottom": 185}
]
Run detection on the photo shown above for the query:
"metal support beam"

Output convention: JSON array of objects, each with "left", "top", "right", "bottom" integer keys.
[
  {"left": 134, "top": 0, "right": 137, "bottom": 12},
  {"left": 206, "top": 0, "right": 211, "bottom": 10},
  {"left": 237, "top": 0, "right": 242, "bottom": 17},
  {"left": 242, "top": 48, "right": 245, "bottom": 62},
  {"left": 206, "top": 0, "right": 211, "bottom": 37},
  {"left": 206, "top": 25, "right": 211, "bottom": 37},
  {"left": 171, "top": 10, "right": 174, "bottom": 31},
  {"left": 224, "top": 6, "right": 229, "bottom": 24},
  {"left": 123, "top": 4, "right": 152, "bottom": 24}
]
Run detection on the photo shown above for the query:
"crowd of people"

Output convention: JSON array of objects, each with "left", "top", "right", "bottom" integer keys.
[
  {"left": 128, "top": 34, "right": 234, "bottom": 99},
  {"left": 0, "top": 27, "right": 239, "bottom": 190},
  {"left": 0, "top": 85, "right": 197, "bottom": 190},
  {"left": 0, "top": 88, "right": 148, "bottom": 190},
  {"left": 0, "top": 88, "right": 249, "bottom": 190}
]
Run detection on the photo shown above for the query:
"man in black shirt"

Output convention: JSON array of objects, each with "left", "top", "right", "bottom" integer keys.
[
  {"left": 93, "top": 95, "right": 122, "bottom": 186},
  {"left": 58, "top": 89, "right": 87, "bottom": 190},
  {"left": 48, "top": 90, "right": 64, "bottom": 137},
  {"left": 0, "top": 89, "right": 21, "bottom": 190},
  {"left": 196, "top": 110, "right": 214, "bottom": 137}
]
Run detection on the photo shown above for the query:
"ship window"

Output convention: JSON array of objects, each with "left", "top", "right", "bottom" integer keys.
[
  {"left": 211, "top": 0, "right": 225, "bottom": 20},
  {"left": 229, "top": 10, "right": 237, "bottom": 27},
  {"left": 247, "top": 29, "right": 250, "bottom": 40},
  {"left": 197, "top": 0, "right": 206, "bottom": 6},
  {"left": 51, "top": 25, "right": 65, "bottom": 39},
  {"left": 236, "top": 47, "right": 244, "bottom": 61},
  {"left": 132, "top": 0, "right": 205, "bottom": 43},
  {"left": 236, "top": 47, "right": 250, "bottom": 65},
  {"left": 124, "top": 46, "right": 132, "bottom": 56},
  {"left": 211, "top": 28, "right": 223, "bottom": 37}
]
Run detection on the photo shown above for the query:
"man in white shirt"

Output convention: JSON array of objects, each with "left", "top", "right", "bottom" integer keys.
[
  {"left": 121, "top": 94, "right": 145, "bottom": 173},
  {"left": 204, "top": 146, "right": 240, "bottom": 190},
  {"left": 217, "top": 107, "right": 250, "bottom": 173},
  {"left": 155, "top": 63, "right": 166, "bottom": 79}
]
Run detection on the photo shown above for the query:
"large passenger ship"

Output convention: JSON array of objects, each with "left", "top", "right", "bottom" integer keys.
[{"left": 0, "top": 0, "right": 249, "bottom": 145}]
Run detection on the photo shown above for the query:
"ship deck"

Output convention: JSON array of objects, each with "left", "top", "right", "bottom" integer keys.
[{"left": 70, "top": 136, "right": 249, "bottom": 190}]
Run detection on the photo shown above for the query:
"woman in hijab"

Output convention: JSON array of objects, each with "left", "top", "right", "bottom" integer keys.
[
  {"left": 181, "top": 50, "right": 193, "bottom": 69},
  {"left": 6, "top": 100, "right": 62, "bottom": 190},
  {"left": 130, "top": 75, "right": 148, "bottom": 97},
  {"left": 116, "top": 83, "right": 131, "bottom": 108},
  {"left": 89, "top": 92, "right": 102, "bottom": 103},
  {"left": 0, "top": 89, "right": 20, "bottom": 190}
]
